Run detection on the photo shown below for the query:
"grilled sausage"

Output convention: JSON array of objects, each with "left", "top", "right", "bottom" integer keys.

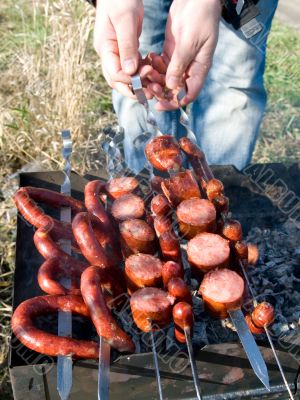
[
  {"left": 245, "top": 314, "right": 264, "bottom": 334},
  {"left": 199, "top": 269, "right": 245, "bottom": 318},
  {"left": 176, "top": 198, "right": 216, "bottom": 239},
  {"left": 158, "top": 229, "right": 181, "bottom": 262},
  {"left": 161, "top": 261, "right": 184, "bottom": 288},
  {"left": 187, "top": 232, "right": 230, "bottom": 274},
  {"left": 251, "top": 302, "right": 275, "bottom": 328},
  {"left": 105, "top": 177, "right": 139, "bottom": 200},
  {"left": 247, "top": 243, "right": 260, "bottom": 266},
  {"left": 37, "top": 257, "right": 87, "bottom": 296},
  {"left": 125, "top": 253, "right": 163, "bottom": 294},
  {"left": 145, "top": 135, "right": 182, "bottom": 172},
  {"left": 205, "top": 179, "right": 224, "bottom": 201},
  {"left": 212, "top": 194, "right": 229, "bottom": 216},
  {"left": 130, "top": 287, "right": 174, "bottom": 332},
  {"left": 11, "top": 295, "right": 99, "bottom": 359},
  {"left": 221, "top": 219, "right": 243, "bottom": 242},
  {"left": 167, "top": 278, "right": 192, "bottom": 305},
  {"left": 81, "top": 266, "right": 135, "bottom": 352},
  {"left": 84, "top": 180, "right": 112, "bottom": 231},
  {"left": 119, "top": 219, "right": 156, "bottom": 255},
  {"left": 111, "top": 194, "right": 145, "bottom": 221},
  {"left": 151, "top": 194, "right": 171, "bottom": 216},
  {"left": 150, "top": 176, "right": 164, "bottom": 194},
  {"left": 172, "top": 302, "right": 194, "bottom": 343},
  {"left": 161, "top": 170, "right": 201, "bottom": 207}
]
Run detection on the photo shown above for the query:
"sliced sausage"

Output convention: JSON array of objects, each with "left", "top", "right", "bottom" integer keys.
[
  {"left": 161, "top": 170, "right": 201, "bottom": 207},
  {"left": 81, "top": 266, "right": 135, "bottom": 352},
  {"left": 151, "top": 194, "right": 170, "bottom": 216},
  {"left": 251, "top": 302, "right": 275, "bottom": 328},
  {"left": 11, "top": 295, "right": 99, "bottom": 359},
  {"left": 245, "top": 314, "right": 264, "bottom": 334},
  {"left": 150, "top": 176, "right": 164, "bottom": 194},
  {"left": 119, "top": 219, "right": 156, "bottom": 255},
  {"left": 222, "top": 219, "right": 243, "bottom": 242},
  {"left": 167, "top": 278, "right": 192, "bottom": 305},
  {"left": 145, "top": 135, "right": 182, "bottom": 172},
  {"left": 247, "top": 243, "right": 260, "bottom": 266},
  {"left": 187, "top": 233, "right": 230, "bottom": 273},
  {"left": 111, "top": 194, "right": 145, "bottom": 221},
  {"left": 158, "top": 229, "right": 181, "bottom": 262},
  {"left": 105, "top": 177, "right": 139, "bottom": 200},
  {"left": 205, "top": 179, "right": 224, "bottom": 201},
  {"left": 172, "top": 302, "right": 194, "bottom": 343},
  {"left": 125, "top": 253, "right": 163, "bottom": 294},
  {"left": 176, "top": 198, "right": 216, "bottom": 239},
  {"left": 199, "top": 269, "right": 245, "bottom": 318},
  {"left": 212, "top": 194, "right": 229, "bottom": 216},
  {"left": 162, "top": 261, "right": 184, "bottom": 288},
  {"left": 130, "top": 287, "right": 173, "bottom": 331}
]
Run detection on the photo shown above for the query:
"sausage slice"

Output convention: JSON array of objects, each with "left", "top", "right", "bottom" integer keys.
[{"left": 111, "top": 194, "right": 145, "bottom": 221}]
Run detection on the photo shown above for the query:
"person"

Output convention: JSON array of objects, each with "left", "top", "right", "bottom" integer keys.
[{"left": 89, "top": 0, "right": 278, "bottom": 173}]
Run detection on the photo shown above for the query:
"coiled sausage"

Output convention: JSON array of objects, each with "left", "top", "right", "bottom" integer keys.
[{"left": 81, "top": 266, "right": 135, "bottom": 352}]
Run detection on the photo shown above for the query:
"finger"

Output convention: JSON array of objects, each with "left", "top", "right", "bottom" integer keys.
[
  {"left": 155, "top": 99, "right": 179, "bottom": 111},
  {"left": 149, "top": 53, "right": 168, "bottom": 74},
  {"left": 100, "top": 40, "right": 132, "bottom": 84},
  {"left": 114, "top": 14, "right": 139, "bottom": 75},
  {"left": 179, "top": 47, "right": 214, "bottom": 106}
]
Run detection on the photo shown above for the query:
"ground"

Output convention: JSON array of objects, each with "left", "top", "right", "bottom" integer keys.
[{"left": 0, "top": 1, "right": 299, "bottom": 399}]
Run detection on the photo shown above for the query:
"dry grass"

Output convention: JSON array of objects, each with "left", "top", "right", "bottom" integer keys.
[{"left": 0, "top": 1, "right": 299, "bottom": 398}]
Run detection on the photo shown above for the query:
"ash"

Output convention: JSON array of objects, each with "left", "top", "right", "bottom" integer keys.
[{"left": 112, "top": 220, "right": 300, "bottom": 358}]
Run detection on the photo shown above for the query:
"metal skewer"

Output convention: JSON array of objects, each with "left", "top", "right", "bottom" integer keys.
[
  {"left": 184, "top": 327, "right": 202, "bottom": 400},
  {"left": 57, "top": 130, "right": 73, "bottom": 400},
  {"left": 150, "top": 326, "right": 164, "bottom": 400}
]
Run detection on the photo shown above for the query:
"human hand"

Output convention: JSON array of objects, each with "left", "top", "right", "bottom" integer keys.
[
  {"left": 93, "top": 0, "right": 145, "bottom": 97},
  {"left": 154, "top": 0, "right": 222, "bottom": 110}
]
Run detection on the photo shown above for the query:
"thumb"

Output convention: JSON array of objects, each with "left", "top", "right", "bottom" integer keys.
[
  {"left": 114, "top": 13, "right": 140, "bottom": 75},
  {"left": 166, "top": 44, "right": 195, "bottom": 89}
]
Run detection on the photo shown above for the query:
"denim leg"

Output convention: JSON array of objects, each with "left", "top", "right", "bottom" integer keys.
[
  {"left": 190, "top": 0, "right": 278, "bottom": 170},
  {"left": 113, "top": 0, "right": 178, "bottom": 174}
]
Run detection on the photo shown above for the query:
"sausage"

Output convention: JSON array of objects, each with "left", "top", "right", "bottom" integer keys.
[
  {"left": 251, "top": 302, "right": 275, "bottom": 328},
  {"left": 153, "top": 215, "right": 172, "bottom": 238},
  {"left": 233, "top": 241, "right": 249, "bottom": 272},
  {"left": 167, "top": 278, "right": 192, "bottom": 304},
  {"left": 161, "top": 170, "right": 201, "bottom": 207},
  {"left": 105, "top": 177, "right": 139, "bottom": 200},
  {"left": 221, "top": 219, "right": 243, "bottom": 242},
  {"left": 179, "top": 137, "right": 213, "bottom": 182},
  {"left": 172, "top": 302, "right": 193, "bottom": 343},
  {"left": 13, "top": 187, "right": 74, "bottom": 240},
  {"left": 212, "top": 194, "right": 229, "bottom": 216},
  {"left": 245, "top": 314, "right": 264, "bottom": 334},
  {"left": 119, "top": 219, "right": 156, "bottom": 255},
  {"left": 145, "top": 135, "right": 182, "bottom": 172},
  {"left": 37, "top": 257, "right": 87, "bottom": 296},
  {"left": 11, "top": 295, "right": 99, "bottom": 358},
  {"left": 33, "top": 225, "right": 86, "bottom": 271},
  {"left": 199, "top": 269, "right": 245, "bottom": 318},
  {"left": 187, "top": 233, "right": 230, "bottom": 273},
  {"left": 247, "top": 243, "right": 260, "bottom": 266},
  {"left": 81, "top": 266, "right": 135, "bottom": 352},
  {"left": 111, "top": 194, "right": 145, "bottom": 221},
  {"left": 176, "top": 198, "right": 216, "bottom": 239},
  {"left": 205, "top": 179, "right": 224, "bottom": 201},
  {"left": 130, "top": 287, "right": 174, "bottom": 331},
  {"left": 158, "top": 229, "right": 181, "bottom": 262},
  {"left": 151, "top": 194, "right": 171, "bottom": 216},
  {"left": 72, "top": 212, "right": 111, "bottom": 268},
  {"left": 14, "top": 187, "right": 85, "bottom": 213},
  {"left": 84, "top": 180, "right": 112, "bottom": 231},
  {"left": 162, "top": 261, "right": 184, "bottom": 288},
  {"left": 150, "top": 176, "right": 164, "bottom": 194},
  {"left": 125, "top": 253, "right": 163, "bottom": 294}
]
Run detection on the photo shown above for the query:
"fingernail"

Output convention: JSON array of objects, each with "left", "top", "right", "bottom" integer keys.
[
  {"left": 123, "top": 59, "right": 135, "bottom": 74},
  {"left": 167, "top": 75, "right": 179, "bottom": 89}
]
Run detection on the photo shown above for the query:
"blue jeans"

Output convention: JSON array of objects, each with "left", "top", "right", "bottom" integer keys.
[{"left": 113, "top": 0, "right": 278, "bottom": 173}]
